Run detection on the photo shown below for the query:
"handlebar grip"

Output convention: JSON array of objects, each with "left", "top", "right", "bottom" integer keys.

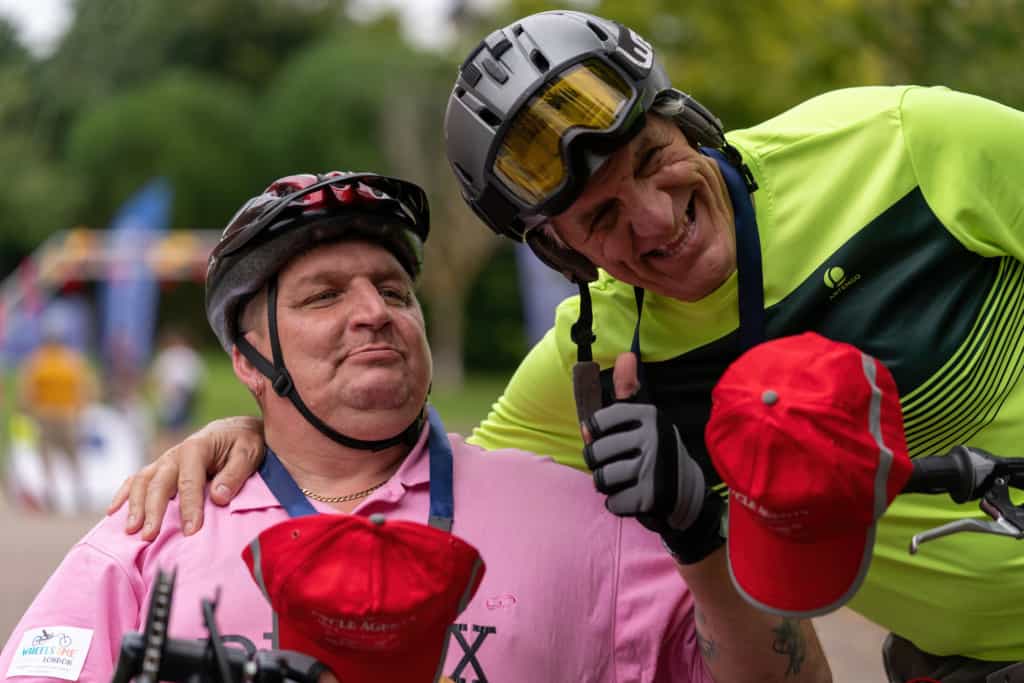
[{"left": 903, "top": 446, "right": 980, "bottom": 503}]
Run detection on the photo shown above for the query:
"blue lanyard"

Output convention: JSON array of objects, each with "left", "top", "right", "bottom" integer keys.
[
  {"left": 258, "top": 405, "right": 454, "bottom": 531},
  {"left": 628, "top": 149, "right": 765, "bottom": 384},
  {"left": 703, "top": 147, "right": 766, "bottom": 352}
]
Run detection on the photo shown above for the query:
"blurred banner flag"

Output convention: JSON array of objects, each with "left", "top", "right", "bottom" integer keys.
[
  {"left": 515, "top": 244, "right": 576, "bottom": 347},
  {"left": 101, "top": 177, "right": 173, "bottom": 375}
]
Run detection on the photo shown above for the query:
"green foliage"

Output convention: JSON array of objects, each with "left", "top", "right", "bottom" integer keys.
[
  {"left": 0, "top": 133, "right": 84, "bottom": 268},
  {"left": 257, "top": 26, "right": 422, "bottom": 178},
  {"left": 33, "top": 0, "right": 350, "bottom": 151},
  {"left": 500, "top": 0, "right": 1024, "bottom": 129},
  {"left": 192, "top": 349, "right": 258, "bottom": 428},
  {"left": 0, "top": 17, "right": 28, "bottom": 66},
  {"left": 462, "top": 244, "right": 528, "bottom": 373},
  {"left": 64, "top": 71, "right": 264, "bottom": 229}
]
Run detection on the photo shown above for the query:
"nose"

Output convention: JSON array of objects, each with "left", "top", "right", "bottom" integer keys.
[
  {"left": 347, "top": 280, "right": 390, "bottom": 330},
  {"left": 602, "top": 182, "right": 674, "bottom": 258},
  {"left": 623, "top": 181, "right": 675, "bottom": 240}
]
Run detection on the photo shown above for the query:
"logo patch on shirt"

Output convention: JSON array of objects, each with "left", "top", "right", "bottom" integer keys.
[
  {"left": 824, "top": 264, "right": 862, "bottom": 300},
  {"left": 7, "top": 626, "right": 93, "bottom": 680}
]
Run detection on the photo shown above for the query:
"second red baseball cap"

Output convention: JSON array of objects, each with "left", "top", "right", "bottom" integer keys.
[
  {"left": 706, "top": 332, "right": 912, "bottom": 618},
  {"left": 242, "top": 514, "right": 485, "bottom": 683}
]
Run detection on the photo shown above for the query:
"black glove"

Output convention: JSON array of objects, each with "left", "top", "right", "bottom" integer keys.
[{"left": 583, "top": 402, "right": 725, "bottom": 564}]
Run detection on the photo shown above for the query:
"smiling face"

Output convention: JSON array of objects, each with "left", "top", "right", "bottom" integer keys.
[
  {"left": 549, "top": 113, "right": 737, "bottom": 301},
  {"left": 243, "top": 238, "right": 432, "bottom": 441}
]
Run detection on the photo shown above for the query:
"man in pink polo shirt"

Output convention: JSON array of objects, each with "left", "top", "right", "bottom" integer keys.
[{"left": 2, "top": 171, "right": 830, "bottom": 683}]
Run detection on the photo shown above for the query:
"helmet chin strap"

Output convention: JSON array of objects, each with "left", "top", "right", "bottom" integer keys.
[{"left": 234, "top": 275, "right": 424, "bottom": 451}]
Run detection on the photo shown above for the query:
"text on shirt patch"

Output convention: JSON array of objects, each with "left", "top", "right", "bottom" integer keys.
[{"left": 6, "top": 626, "right": 93, "bottom": 681}]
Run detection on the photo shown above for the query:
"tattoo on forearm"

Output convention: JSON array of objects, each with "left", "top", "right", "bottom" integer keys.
[
  {"left": 694, "top": 608, "right": 716, "bottom": 661},
  {"left": 771, "top": 618, "right": 806, "bottom": 676}
]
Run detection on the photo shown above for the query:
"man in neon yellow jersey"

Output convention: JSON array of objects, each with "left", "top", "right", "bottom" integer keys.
[{"left": 114, "top": 9, "right": 1024, "bottom": 682}]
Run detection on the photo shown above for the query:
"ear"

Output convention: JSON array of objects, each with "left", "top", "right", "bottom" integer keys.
[{"left": 231, "top": 344, "right": 264, "bottom": 399}]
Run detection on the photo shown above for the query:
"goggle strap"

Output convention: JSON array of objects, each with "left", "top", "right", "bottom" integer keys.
[
  {"left": 629, "top": 286, "right": 650, "bottom": 403},
  {"left": 570, "top": 283, "right": 602, "bottom": 425},
  {"left": 570, "top": 281, "right": 596, "bottom": 362}
]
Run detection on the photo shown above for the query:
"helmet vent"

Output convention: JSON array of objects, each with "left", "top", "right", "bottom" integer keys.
[
  {"left": 477, "top": 107, "right": 501, "bottom": 128},
  {"left": 586, "top": 21, "right": 609, "bottom": 41},
  {"left": 512, "top": 23, "right": 524, "bottom": 36},
  {"left": 529, "top": 49, "right": 550, "bottom": 72}
]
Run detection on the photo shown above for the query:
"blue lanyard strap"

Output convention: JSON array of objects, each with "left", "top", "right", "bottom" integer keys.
[
  {"left": 425, "top": 406, "right": 454, "bottom": 531},
  {"left": 702, "top": 147, "right": 765, "bottom": 352},
  {"left": 258, "top": 405, "right": 454, "bottom": 530},
  {"left": 629, "top": 286, "right": 652, "bottom": 402}
]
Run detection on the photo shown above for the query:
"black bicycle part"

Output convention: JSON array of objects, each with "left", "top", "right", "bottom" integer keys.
[
  {"left": 112, "top": 568, "right": 328, "bottom": 683},
  {"left": 982, "top": 477, "right": 1024, "bottom": 531},
  {"left": 902, "top": 445, "right": 1024, "bottom": 503}
]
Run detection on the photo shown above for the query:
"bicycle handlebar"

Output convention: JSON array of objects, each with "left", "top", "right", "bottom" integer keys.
[
  {"left": 902, "top": 445, "right": 1000, "bottom": 503},
  {"left": 900, "top": 445, "right": 1024, "bottom": 553}
]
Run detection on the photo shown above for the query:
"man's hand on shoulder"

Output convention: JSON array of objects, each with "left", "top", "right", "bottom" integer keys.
[{"left": 107, "top": 416, "right": 266, "bottom": 539}]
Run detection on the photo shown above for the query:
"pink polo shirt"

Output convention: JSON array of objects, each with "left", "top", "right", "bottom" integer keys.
[{"left": 1, "top": 423, "right": 709, "bottom": 683}]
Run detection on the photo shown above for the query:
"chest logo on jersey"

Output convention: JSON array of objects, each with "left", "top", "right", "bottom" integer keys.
[{"left": 824, "top": 265, "right": 862, "bottom": 301}]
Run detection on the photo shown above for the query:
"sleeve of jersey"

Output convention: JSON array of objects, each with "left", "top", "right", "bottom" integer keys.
[
  {"left": 467, "top": 326, "right": 587, "bottom": 470},
  {"left": 901, "top": 86, "right": 1024, "bottom": 260},
  {"left": 612, "top": 520, "right": 713, "bottom": 683},
  {"left": 0, "top": 542, "right": 143, "bottom": 683}
]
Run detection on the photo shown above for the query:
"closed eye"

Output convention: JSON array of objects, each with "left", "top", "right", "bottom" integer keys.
[
  {"left": 588, "top": 200, "right": 616, "bottom": 237},
  {"left": 637, "top": 145, "right": 665, "bottom": 176},
  {"left": 302, "top": 289, "right": 338, "bottom": 305},
  {"left": 380, "top": 287, "right": 412, "bottom": 305}
]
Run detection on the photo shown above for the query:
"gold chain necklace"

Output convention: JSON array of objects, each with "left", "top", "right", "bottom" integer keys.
[{"left": 300, "top": 480, "right": 388, "bottom": 504}]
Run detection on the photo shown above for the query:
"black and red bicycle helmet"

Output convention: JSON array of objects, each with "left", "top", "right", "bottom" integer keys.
[{"left": 205, "top": 171, "right": 431, "bottom": 451}]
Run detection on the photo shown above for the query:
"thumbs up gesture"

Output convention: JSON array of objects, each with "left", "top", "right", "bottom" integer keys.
[{"left": 582, "top": 352, "right": 725, "bottom": 564}]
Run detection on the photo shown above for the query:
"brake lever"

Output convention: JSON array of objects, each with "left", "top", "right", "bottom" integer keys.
[{"left": 910, "top": 478, "right": 1024, "bottom": 554}]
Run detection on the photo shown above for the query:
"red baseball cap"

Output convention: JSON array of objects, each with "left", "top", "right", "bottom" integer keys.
[
  {"left": 242, "top": 514, "right": 485, "bottom": 683},
  {"left": 706, "top": 332, "right": 912, "bottom": 618}
]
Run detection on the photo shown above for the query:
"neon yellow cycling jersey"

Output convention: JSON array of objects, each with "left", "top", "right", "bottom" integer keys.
[{"left": 471, "top": 85, "right": 1024, "bottom": 660}]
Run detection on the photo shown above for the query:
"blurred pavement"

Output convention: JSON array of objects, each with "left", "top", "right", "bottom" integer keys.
[{"left": 0, "top": 487, "right": 887, "bottom": 680}]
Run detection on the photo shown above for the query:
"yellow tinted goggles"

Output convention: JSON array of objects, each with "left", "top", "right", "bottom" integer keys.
[{"left": 493, "top": 59, "right": 635, "bottom": 209}]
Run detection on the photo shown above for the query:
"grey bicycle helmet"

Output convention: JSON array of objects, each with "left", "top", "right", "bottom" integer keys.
[{"left": 444, "top": 10, "right": 731, "bottom": 283}]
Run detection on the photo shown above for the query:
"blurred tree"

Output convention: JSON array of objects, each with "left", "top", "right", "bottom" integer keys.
[
  {"left": 0, "top": 17, "right": 28, "bottom": 66},
  {"left": 462, "top": 244, "right": 528, "bottom": 373},
  {"left": 0, "top": 18, "right": 83, "bottom": 273},
  {"left": 257, "top": 23, "right": 411, "bottom": 177},
  {"left": 64, "top": 71, "right": 263, "bottom": 230},
  {"left": 33, "top": 0, "right": 351, "bottom": 151},
  {"left": 497, "top": 0, "right": 1024, "bottom": 130}
]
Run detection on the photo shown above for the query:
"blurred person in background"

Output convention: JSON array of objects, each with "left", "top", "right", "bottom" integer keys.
[
  {"left": 17, "top": 313, "right": 97, "bottom": 512},
  {"left": 149, "top": 327, "right": 205, "bottom": 458},
  {"left": 111, "top": 8, "right": 1024, "bottom": 682}
]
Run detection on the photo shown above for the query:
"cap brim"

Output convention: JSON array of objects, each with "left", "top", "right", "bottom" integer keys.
[
  {"left": 726, "top": 501, "right": 876, "bottom": 619},
  {"left": 279, "top": 621, "right": 447, "bottom": 683}
]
